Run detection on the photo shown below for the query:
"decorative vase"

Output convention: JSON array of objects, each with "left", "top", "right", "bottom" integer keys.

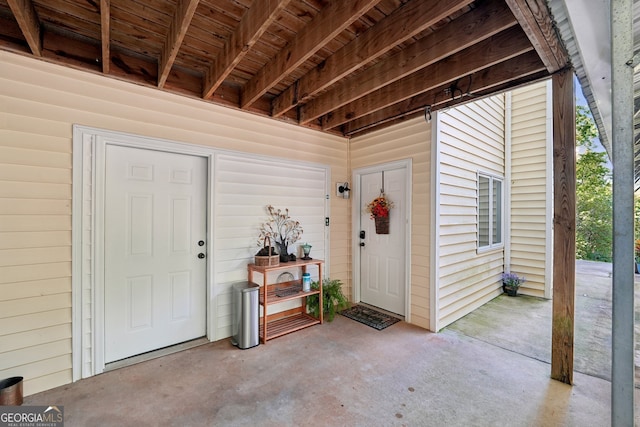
[
  {"left": 374, "top": 216, "right": 389, "bottom": 234},
  {"left": 301, "top": 243, "right": 312, "bottom": 260},
  {"left": 276, "top": 241, "right": 289, "bottom": 262}
]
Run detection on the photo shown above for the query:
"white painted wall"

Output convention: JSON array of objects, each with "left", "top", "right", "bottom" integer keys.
[
  {"left": 350, "top": 117, "right": 431, "bottom": 329},
  {"left": 0, "top": 51, "right": 348, "bottom": 395},
  {"left": 509, "top": 80, "right": 553, "bottom": 297},
  {"left": 435, "top": 95, "right": 506, "bottom": 330},
  {"left": 433, "top": 81, "right": 553, "bottom": 329}
]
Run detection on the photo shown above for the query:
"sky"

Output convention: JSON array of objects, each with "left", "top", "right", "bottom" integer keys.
[
  {"left": 575, "top": 76, "right": 610, "bottom": 167},
  {"left": 576, "top": 77, "right": 587, "bottom": 107}
]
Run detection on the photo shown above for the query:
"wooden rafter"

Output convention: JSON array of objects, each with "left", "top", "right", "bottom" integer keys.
[
  {"left": 343, "top": 50, "right": 546, "bottom": 135},
  {"left": 240, "top": 0, "right": 380, "bottom": 109},
  {"left": 504, "top": 0, "right": 568, "bottom": 73},
  {"left": 100, "top": 0, "right": 110, "bottom": 74},
  {"left": 203, "top": 0, "right": 293, "bottom": 99},
  {"left": 7, "top": 0, "right": 41, "bottom": 56},
  {"left": 158, "top": 0, "right": 200, "bottom": 88},
  {"left": 271, "top": 0, "right": 474, "bottom": 118},
  {"left": 322, "top": 26, "right": 533, "bottom": 130},
  {"left": 299, "top": 0, "right": 517, "bottom": 126}
]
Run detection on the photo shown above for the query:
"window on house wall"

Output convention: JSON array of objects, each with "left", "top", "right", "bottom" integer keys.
[{"left": 478, "top": 173, "right": 503, "bottom": 250}]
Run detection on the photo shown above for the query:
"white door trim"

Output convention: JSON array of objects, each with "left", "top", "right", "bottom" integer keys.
[
  {"left": 72, "top": 125, "right": 215, "bottom": 378},
  {"left": 351, "top": 159, "right": 412, "bottom": 319}
]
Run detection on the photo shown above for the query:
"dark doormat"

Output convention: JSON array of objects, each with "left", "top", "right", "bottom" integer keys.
[{"left": 339, "top": 305, "right": 401, "bottom": 330}]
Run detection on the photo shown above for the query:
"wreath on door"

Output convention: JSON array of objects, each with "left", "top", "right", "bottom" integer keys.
[{"left": 366, "top": 193, "right": 394, "bottom": 234}]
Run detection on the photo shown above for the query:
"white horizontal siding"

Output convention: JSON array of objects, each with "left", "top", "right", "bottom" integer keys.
[
  {"left": 436, "top": 94, "right": 506, "bottom": 329},
  {"left": 212, "top": 154, "right": 328, "bottom": 338},
  {"left": 0, "top": 84, "right": 73, "bottom": 395},
  {"left": 509, "top": 80, "right": 551, "bottom": 297}
]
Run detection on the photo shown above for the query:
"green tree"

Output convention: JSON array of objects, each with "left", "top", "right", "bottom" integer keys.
[{"left": 575, "top": 106, "right": 612, "bottom": 261}]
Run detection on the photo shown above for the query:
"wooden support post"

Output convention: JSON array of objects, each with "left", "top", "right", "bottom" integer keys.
[{"left": 551, "top": 69, "right": 575, "bottom": 384}]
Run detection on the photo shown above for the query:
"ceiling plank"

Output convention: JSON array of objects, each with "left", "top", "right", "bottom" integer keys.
[
  {"left": 7, "top": 0, "right": 42, "bottom": 56},
  {"left": 271, "top": 0, "right": 474, "bottom": 118},
  {"left": 298, "top": 0, "right": 518, "bottom": 126},
  {"left": 42, "top": 31, "right": 101, "bottom": 72},
  {"left": 100, "top": 0, "right": 110, "bottom": 74},
  {"left": 344, "top": 50, "right": 547, "bottom": 135},
  {"left": 203, "top": 0, "right": 293, "bottom": 99},
  {"left": 504, "top": 0, "right": 568, "bottom": 73},
  {"left": 322, "top": 26, "right": 533, "bottom": 130},
  {"left": 158, "top": 0, "right": 200, "bottom": 88},
  {"left": 240, "top": 0, "right": 380, "bottom": 109}
]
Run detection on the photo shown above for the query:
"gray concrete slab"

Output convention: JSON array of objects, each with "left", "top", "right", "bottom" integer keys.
[
  {"left": 22, "top": 260, "right": 636, "bottom": 426},
  {"left": 447, "top": 260, "right": 614, "bottom": 383}
]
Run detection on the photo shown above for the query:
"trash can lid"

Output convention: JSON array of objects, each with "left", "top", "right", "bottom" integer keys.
[{"left": 232, "top": 281, "right": 260, "bottom": 292}]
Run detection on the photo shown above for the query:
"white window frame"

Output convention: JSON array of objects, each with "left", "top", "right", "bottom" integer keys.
[{"left": 477, "top": 172, "right": 504, "bottom": 252}]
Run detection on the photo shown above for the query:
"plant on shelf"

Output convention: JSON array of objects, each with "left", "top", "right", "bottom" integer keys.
[
  {"left": 306, "top": 278, "right": 348, "bottom": 321},
  {"left": 501, "top": 272, "right": 525, "bottom": 297},
  {"left": 257, "top": 205, "right": 303, "bottom": 262}
]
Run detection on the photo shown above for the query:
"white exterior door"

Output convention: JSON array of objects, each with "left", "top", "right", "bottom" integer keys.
[
  {"left": 359, "top": 168, "right": 406, "bottom": 315},
  {"left": 104, "top": 145, "right": 207, "bottom": 363}
]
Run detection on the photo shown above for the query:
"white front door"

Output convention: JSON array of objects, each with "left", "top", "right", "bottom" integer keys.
[
  {"left": 104, "top": 145, "right": 207, "bottom": 363},
  {"left": 359, "top": 168, "right": 406, "bottom": 315}
]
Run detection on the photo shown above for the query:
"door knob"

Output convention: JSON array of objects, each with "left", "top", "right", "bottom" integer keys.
[{"left": 198, "top": 253, "right": 206, "bottom": 259}]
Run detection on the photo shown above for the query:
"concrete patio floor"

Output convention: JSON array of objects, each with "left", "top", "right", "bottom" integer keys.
[{"left": 24, "top": 260, "right": 638, "bottom": 426}]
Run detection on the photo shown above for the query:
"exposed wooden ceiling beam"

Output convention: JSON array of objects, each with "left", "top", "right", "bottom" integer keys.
[
  {"left": 299, "top": 0, "right": 516, "bottom": 125},
  {"left": 322, "top": 26, "right": 533, "bottom": 130},
  {"left": 100, "top": 0, "right": 110, "bottom": 74},
  {"left": 344, "top": 50, "right": 547, "bottom": 135},
  {"left": 271, "top": 0, "right": 474, "bottom": 118},
  {"left": 240, "top": 0, "right": 380, "bottom": 109},
  {"left": 203, "top": 0, "right": 292, "bottom": 99},
  {"left": 158, "top": 0, "right": 200, "bottom": 88},
  {"left": 504, "top": 0, "right": 568, "bottom": 73},
  {"left": 7, "top": 0, "right": 42, "bottom": 56},
  {"left": 289, "top": 0, "right": 514, "bottom": 127}
]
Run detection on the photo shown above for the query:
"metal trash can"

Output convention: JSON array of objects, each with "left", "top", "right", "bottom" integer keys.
[{"left": 231, "top": 281, "right": 260, "bottom": 349}]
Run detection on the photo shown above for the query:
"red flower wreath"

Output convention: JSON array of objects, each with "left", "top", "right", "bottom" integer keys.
[{"left": 366, "top": 194, "right": 394, "bottom": 219}]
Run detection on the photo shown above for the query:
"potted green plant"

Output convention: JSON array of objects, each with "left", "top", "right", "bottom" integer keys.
[
  {"left": 306, "top": 278, "right": 348, "bottom": 321},
  {"left": 502, "top": 272, "right": 525, "bottom": 297}
]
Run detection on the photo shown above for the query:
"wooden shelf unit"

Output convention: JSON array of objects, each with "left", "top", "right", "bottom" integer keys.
[{"left": 248, "top": 259, "right": 323, "bottom": 343}]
